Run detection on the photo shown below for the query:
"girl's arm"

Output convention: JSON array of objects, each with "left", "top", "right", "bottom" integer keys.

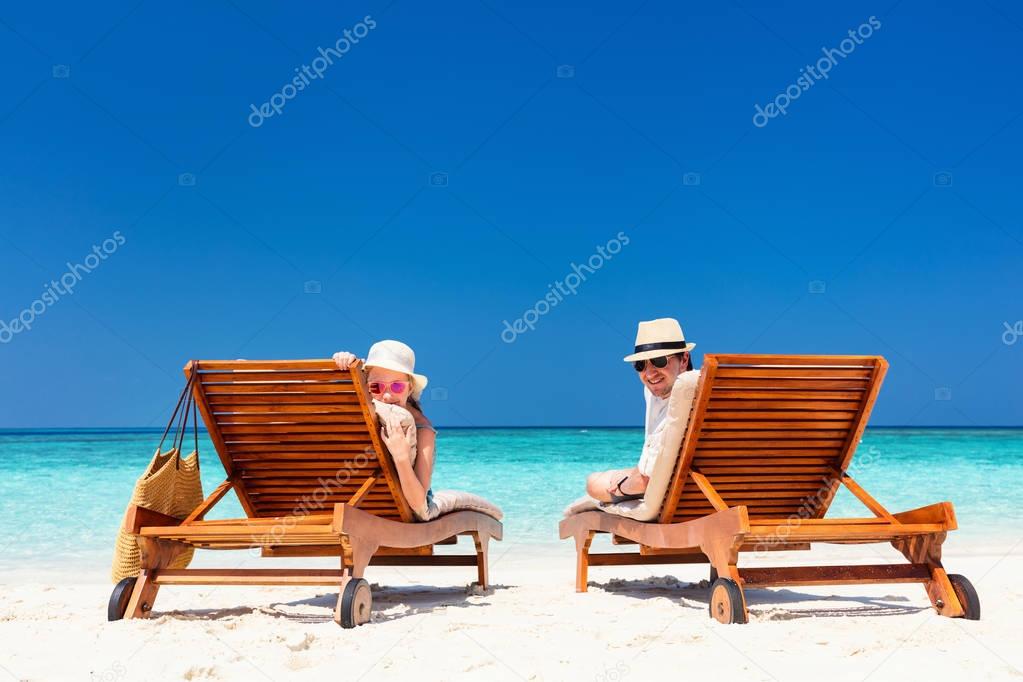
[
  {"left": 406, "top": 405, "right": 435, "bottom": 492},
  {"left": 413, "top": 426, "right": 435, "bottom": 492},
  {"left": 379, "top": 412, "right": 429, "bottom": 514}
]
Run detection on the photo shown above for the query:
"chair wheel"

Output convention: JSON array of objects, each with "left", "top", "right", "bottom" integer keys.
[
  {"left": 337, "top": 578, "right": 372, "bottom": 629},
  {"left": 948, "top": 574, "right": 980, "bottom": 620},
  {"left": 108, "top": 577, "right": 137, "bottom": 621},
  {"left": 709, "top": 578, "right": 747, "bottom": 624}
]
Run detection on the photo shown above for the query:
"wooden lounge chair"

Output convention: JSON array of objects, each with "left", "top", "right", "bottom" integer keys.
[
  {"left": 109, "top": 359, "right": 502, "bottom": 628},
  {"left": 560, "top": 354, "right": 980, "bottom": 624}
]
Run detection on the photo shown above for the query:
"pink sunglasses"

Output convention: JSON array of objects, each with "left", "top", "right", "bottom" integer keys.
[{"left": 368, "top": 381, "right": 409, "bottom": 395}]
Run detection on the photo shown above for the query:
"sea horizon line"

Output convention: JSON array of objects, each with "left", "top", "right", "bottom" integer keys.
[{"left": 2, "top": 425, "right": 1022, "bottom": 433}]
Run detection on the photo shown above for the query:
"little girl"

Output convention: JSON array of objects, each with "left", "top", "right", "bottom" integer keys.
[{"left": 333, "top": 340, "right": 435, "bottom": 518}]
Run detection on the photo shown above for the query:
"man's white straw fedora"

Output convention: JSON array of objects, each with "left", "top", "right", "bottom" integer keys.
[{"left": 622, "top": 318, "right": 696, "bottom": 363}]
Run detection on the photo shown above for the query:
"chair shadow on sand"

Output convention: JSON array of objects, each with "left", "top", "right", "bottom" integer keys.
[
  {"left": 592, "top": 575, "right": 929, "bottom": 620},
  {"left": 157, "top": 584, "right": 510, "bottom": 625}
]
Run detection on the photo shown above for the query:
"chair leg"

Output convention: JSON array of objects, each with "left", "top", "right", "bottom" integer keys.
[
  {"left": 472, "top": 532, "right": 490, "bottom": 589},
  {"left": 574, "top": 531, "right": 594, "bottom": 593},
  {"left": 703, "top": 537, "right": 748, "bottom": 623},
  {"left": 924, "top": 567, "right": 965, "bottom": 618},
  {"left": 893, "top": 533, "right": 965, "bottom": 618},
  {"left": 124, "top": 569, "right": 160, "bottom": 619},
  {"left": 335, "top": 536, "right": 378, "bottom": 626},
  {"left": 124, "top": 537, "right": 189, "bottom": 619},
  {"left": 346, "top": 536, "right": 377, "bottom": 580}
]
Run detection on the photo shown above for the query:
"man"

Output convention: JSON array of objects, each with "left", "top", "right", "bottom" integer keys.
[{"left": 585, "top": 318, "right": 696, "bottom": 503}]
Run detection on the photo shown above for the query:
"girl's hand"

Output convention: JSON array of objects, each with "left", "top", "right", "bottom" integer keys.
[
  {"left": 332, "top": 351, "right": 358, "bottom": 370},
  {"left": 380, "top": 413, "right": 412, "bottom": 465}
]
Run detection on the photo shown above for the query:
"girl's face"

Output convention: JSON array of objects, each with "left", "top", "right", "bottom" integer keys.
[{"left": 367, "top": 367, "right": 412, "bottom": 407}]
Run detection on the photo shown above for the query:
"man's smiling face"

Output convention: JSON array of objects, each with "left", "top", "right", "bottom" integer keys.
[{"left": 638, "top": 353, "right": 687, "bottom": 398}]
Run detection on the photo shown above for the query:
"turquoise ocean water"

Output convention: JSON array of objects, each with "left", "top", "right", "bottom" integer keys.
[{"left": 1, "top": 428, "right": 1021, "bottom": 576}]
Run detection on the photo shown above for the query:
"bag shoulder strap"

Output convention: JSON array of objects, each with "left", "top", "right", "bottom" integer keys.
[{"left": 158, "top": 372, "right": 195, "bottom": 452}]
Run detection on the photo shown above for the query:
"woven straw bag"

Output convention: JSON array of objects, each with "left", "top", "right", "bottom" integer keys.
[{"left": 111, "top": 377, "right": 204, "bottom": 582}]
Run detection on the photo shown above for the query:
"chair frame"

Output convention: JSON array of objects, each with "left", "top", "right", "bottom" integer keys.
[
  {"left": 117, "top": 360, "right": 502, "bottom": 626},
  {"left": 559, "top": 354, "right": 973, "bottom": 623}
]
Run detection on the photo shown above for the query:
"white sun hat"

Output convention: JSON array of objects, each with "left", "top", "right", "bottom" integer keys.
[
  {"left": 622, "top": 318, "right": 696, "bottom": 363},
  {"left": 364, "top": 340, "right": 429, "bottom": 399}
]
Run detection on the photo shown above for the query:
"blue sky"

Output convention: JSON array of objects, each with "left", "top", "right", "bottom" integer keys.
[{"left": 1, "top": 1, "right": 1021, "bottom": 427}]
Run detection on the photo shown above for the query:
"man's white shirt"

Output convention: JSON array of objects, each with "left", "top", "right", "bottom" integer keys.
[{"left": 637, "top": 386, "right": 670, "bottom": 477}]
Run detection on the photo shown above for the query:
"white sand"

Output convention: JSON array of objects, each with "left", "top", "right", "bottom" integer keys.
[{"left": 2, "top": 537, "right": 1021, "bottom": 681}]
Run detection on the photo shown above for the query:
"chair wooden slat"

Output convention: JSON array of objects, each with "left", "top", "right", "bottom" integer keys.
[
  {"left": 660, "top": 354, "right": 887, "bottom": 523},
  {"left": 188, "top": 359, "right": 412, "bottom": 521}
]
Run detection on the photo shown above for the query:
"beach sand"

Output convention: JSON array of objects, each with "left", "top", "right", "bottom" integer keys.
[{"left": 2, "top": 538, "right": 1021, "bottom": 681}]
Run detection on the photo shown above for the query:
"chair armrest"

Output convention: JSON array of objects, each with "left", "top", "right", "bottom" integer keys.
[
  {"left": 124, "top": 504, "right": 184, "bottom": 534},
  {"left": 892, "top": 501, "right": 957, "bottom": 530}
]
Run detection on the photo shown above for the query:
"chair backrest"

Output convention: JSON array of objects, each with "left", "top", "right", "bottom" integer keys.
[
  {"left": 658, "top": 354, "right": 888, "bottom": 523},
  {"left": 185, "top": 360, "right": 414, "bottom": 522}
]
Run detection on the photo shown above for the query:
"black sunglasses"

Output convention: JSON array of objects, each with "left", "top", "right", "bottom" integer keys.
[{"left": 633, "top": 356, "right": 671, "bottom": 372}]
